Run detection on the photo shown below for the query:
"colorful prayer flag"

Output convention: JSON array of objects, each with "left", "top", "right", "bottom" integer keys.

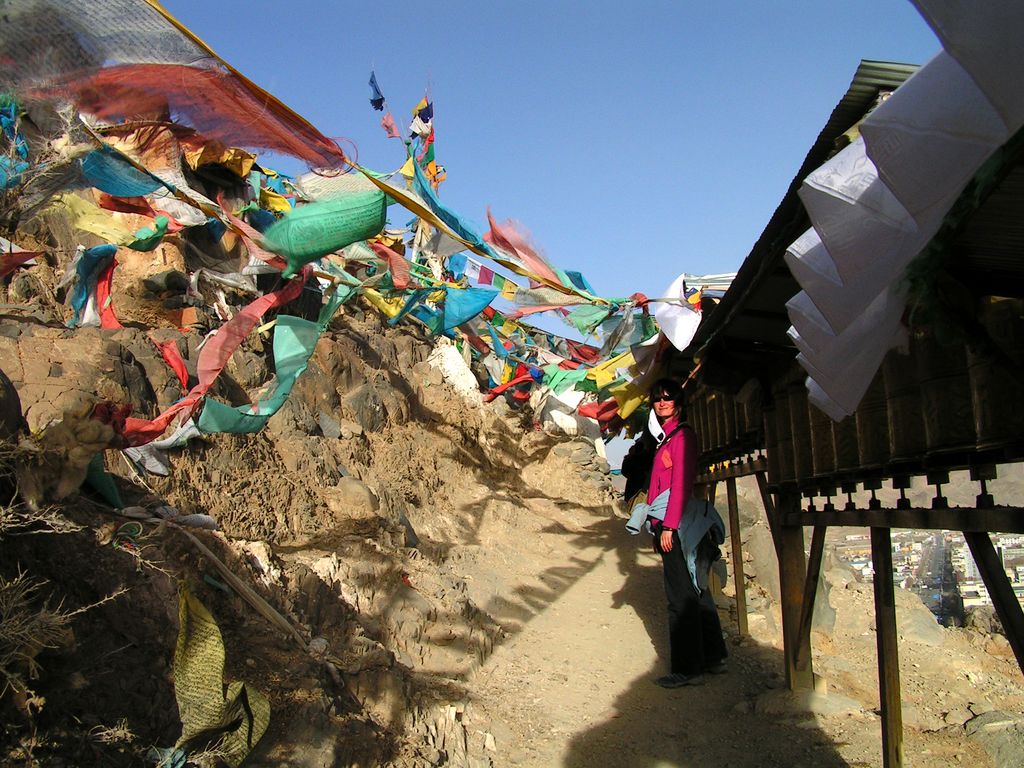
[
  {"left": 500, "top": 278, "right": 518, "bottom": 301},
  {"left": 381, "top": 112, "right": 400, "bottom": 138},
  {"left": 369, "top": 71, "right": 385, "bottom": 111},
  {"left": 448, "top": 253, "right": 468, "bottom": 279}
]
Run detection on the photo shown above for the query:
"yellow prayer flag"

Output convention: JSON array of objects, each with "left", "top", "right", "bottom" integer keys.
[
  {"left": 362, "top": 288, "right": 404, "bottom": 319},
  {"left": 184, "top": 142, "right": 256, "bottom": 178},
  {"left": 259, "top": 187, "right": 292, "bottom": 214},
  {"left": 586, "top": 350, "right": 636, "bottom": 390},
  {"left": 398, "top": 155, "right": 416, "bottom": 179},
  {"left": 608, "top": 379, "right": 646, "bottom": 420},
  {"left": 500, "top": 279, "right": 518, "bottom": 301},
  {"left": 53, "top": 194, "right": 134, "bottom": 245}
]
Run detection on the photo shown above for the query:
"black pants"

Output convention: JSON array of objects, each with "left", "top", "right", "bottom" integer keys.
[{"left": 657, "top": 530, "right": 728, "bottom": 675}]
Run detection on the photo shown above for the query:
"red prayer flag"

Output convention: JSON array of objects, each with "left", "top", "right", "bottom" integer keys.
[{"left": 478, "top": 266, "right": 494, "bottom": 285}]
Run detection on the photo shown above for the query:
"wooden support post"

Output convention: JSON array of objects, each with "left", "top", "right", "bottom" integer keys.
[
  {"left": 965, "top": 531, "right": 1024, "bottom": 676},
  {"left": 871, "top": 527, "right": 903, "bottom": 768},
  {"left": 726, "top": 477, "right": 748, "bottom": 637},
  {"left": 699, "top": 482, "right": 725, "bottom": 603},
  {"left": 794, "top": 525, "right": 826, "bottom": 671},
  {"left": 776, "top": 489, "right": 813, "bottom": 690},
  {"left": 755, "top": 470, "right": 781, "bottom": 557}
]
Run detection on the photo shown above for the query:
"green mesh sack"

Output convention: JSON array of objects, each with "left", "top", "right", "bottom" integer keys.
[{"left": 263, "top": 189, "right": 387, "bottom": 277}]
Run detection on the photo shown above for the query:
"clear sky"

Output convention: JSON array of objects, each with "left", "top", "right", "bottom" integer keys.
[{"left": 161, "top": 0, "right": 940, "bottom": 306}]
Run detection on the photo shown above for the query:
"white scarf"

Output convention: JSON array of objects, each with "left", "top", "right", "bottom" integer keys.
[{"left": 649, "top": 408, "right": 666, "bottom": 444}]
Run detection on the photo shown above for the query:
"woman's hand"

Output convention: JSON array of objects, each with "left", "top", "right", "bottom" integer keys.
[{"left": 660, "top": 529, "right": 674, "bottom": 552}]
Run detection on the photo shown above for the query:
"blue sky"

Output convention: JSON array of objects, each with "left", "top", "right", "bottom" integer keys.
[{"left": 163, "top": 1, "right": 940, "bottom": 305}]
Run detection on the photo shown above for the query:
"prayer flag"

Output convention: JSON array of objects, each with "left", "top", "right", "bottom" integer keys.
[
  {"left": 500, "top": 278, "right": 518, "bottom": 301},
  {"left": 566, "top": 270, "right": 595, "bottom": 294},
  {"left": 381, "top": 111, "right": 400, "bottom": 138},
  {"left": 412, "top": 97, "right": 433, "bottom": 122},
  {"left": 369, "top": 71, "right": 385, "bottom": 111},
  {"left": 448, "top": 253, "right": 468, "bottom": 279},
  {"left": 478, "top": 266, "right": 494, "bottom": 286}
]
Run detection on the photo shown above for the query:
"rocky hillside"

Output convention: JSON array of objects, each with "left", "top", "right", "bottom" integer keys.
[{"left": 0, "top": 300, "right": 617, "bottom": 767}]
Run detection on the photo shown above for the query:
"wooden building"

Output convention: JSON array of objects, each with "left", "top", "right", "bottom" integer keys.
[{"left": 675, "top": 46, "right": 1024, "bottom": 768}]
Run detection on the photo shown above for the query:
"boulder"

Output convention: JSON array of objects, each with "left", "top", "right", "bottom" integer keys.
[
  {"left": 965, "top": 605, "right": 1004, "bottom": 636},
  {"left": 426, "top": 341, "right": 479, "bottom": 401},
  {"left": 322, "top": 477, "right": 380, "bottom": 522},
  {"left": 966, "top": 711, "right": 1020, "bottom": 736},
  {"left": 742, "top": 519, "right": 780, "bottom": 603},
  {"left": 341, "top": 374, "right": 410, "bottom": 433},
  {"left": 317, "top": 411, "right": 342, "bottom": 439},
  {"left": 895, "top": 588, "right": 947, "bottom": 646},
  {"left": 0, "top": 326, "right": 157, "bottom": 432}
]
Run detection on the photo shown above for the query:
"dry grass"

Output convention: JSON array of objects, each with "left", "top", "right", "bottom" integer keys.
[
  {"left": 0, "top": 500, "right": 84, "bottom": 538},
  {"left": 88, "top": 718, "right": 136, "bottom": 746},
  {"left": 0, "top": 570, "right": 69, "bottom": 699},
  {"left": 0, "top": 436, "right": 84, "bottom": 536},
  {"left": 183, "top": 738, "right": 231, "bottom": 768}
]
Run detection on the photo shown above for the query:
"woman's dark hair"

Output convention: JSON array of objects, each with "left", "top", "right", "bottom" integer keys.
[{"left": 650, "top": 377, "right": 686, "bottom": 419}]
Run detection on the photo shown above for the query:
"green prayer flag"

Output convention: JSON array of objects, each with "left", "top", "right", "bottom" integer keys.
[{"left": 197, "top": 315, "right": 321, "bottom": 434}]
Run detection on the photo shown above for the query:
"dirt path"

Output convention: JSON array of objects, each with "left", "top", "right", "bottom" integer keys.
[{"left": 464, "top": 509, "right": 989, "bottom": 768}]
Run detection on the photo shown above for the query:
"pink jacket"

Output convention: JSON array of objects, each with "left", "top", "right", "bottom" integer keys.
[{"left": 646, "top": 418, "right": 697, "bottom": 530}]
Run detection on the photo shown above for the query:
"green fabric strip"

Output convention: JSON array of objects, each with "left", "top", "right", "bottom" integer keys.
[{"left": 197, "top": 315, "right": 321, "bottom": 434}]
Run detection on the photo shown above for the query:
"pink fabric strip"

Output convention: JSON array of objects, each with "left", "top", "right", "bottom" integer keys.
[
  {"left": 506, "top": 304, "right": 566, "bottom": 319},
  {"left": 369, "top": 241, "right": 413, "bottom": 289},
  {"left": 484, "top": 210, "right": 562, "bottom": 286},
  {"left": 122, "top": 266, "right": 311, "bottom": 445}
]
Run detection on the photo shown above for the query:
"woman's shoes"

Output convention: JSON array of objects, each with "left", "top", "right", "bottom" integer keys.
[
  {"left": 704, "top": 660, "right": 728, "bottom": 675},
  {"left": 655, "top": 673, "right": 705, "bottom": 688},
  {"left": 655, "top": 662, "right": 726, "bottom": 687}
]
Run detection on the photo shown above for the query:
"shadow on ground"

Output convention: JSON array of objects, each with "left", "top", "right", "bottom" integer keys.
[{"left": 558, "top": 514, "right": 858, "bottom": 768}]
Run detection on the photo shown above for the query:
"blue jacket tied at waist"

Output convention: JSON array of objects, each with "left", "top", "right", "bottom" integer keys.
[{"left": 626, "top": 493, "right": 725, "bottom": 594}]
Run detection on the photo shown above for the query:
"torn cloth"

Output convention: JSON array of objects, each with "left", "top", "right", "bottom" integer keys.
[{"left": 122, "top": 267, "right": 311, "bottom": 446}]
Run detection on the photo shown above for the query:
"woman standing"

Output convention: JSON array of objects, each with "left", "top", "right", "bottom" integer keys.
[{"left": 645, "top": 378, "right": 728, "bottom": 688}]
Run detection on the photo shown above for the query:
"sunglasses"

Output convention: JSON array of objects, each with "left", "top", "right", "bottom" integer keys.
[{"left": 652, "top": 394, "right": 675, "bottom": 403}]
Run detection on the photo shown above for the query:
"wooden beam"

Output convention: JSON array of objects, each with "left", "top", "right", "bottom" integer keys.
[
  {"left": 755, "top": 470, "right": 782, "bottom": 558},
  {"left": 697, "top": 456, "right": 767, "bottom": 484},
  {"left": 726, "top": 477, "right": 748, "bottom": 637},
  {"left": 965, "top": 531, "right": 1024, "bottom": 676},
  {"left": 784, "top": 506, "right": 1024, "bottom": 533},
  {"left": 794, "top": 525, "right": 826, "bottom": 671},
  {"left": 871, "top": 527, "right": 904, "bottom": 768},
  {"left": 776, "top": 489, "right": 813, "bottom": 690}
]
